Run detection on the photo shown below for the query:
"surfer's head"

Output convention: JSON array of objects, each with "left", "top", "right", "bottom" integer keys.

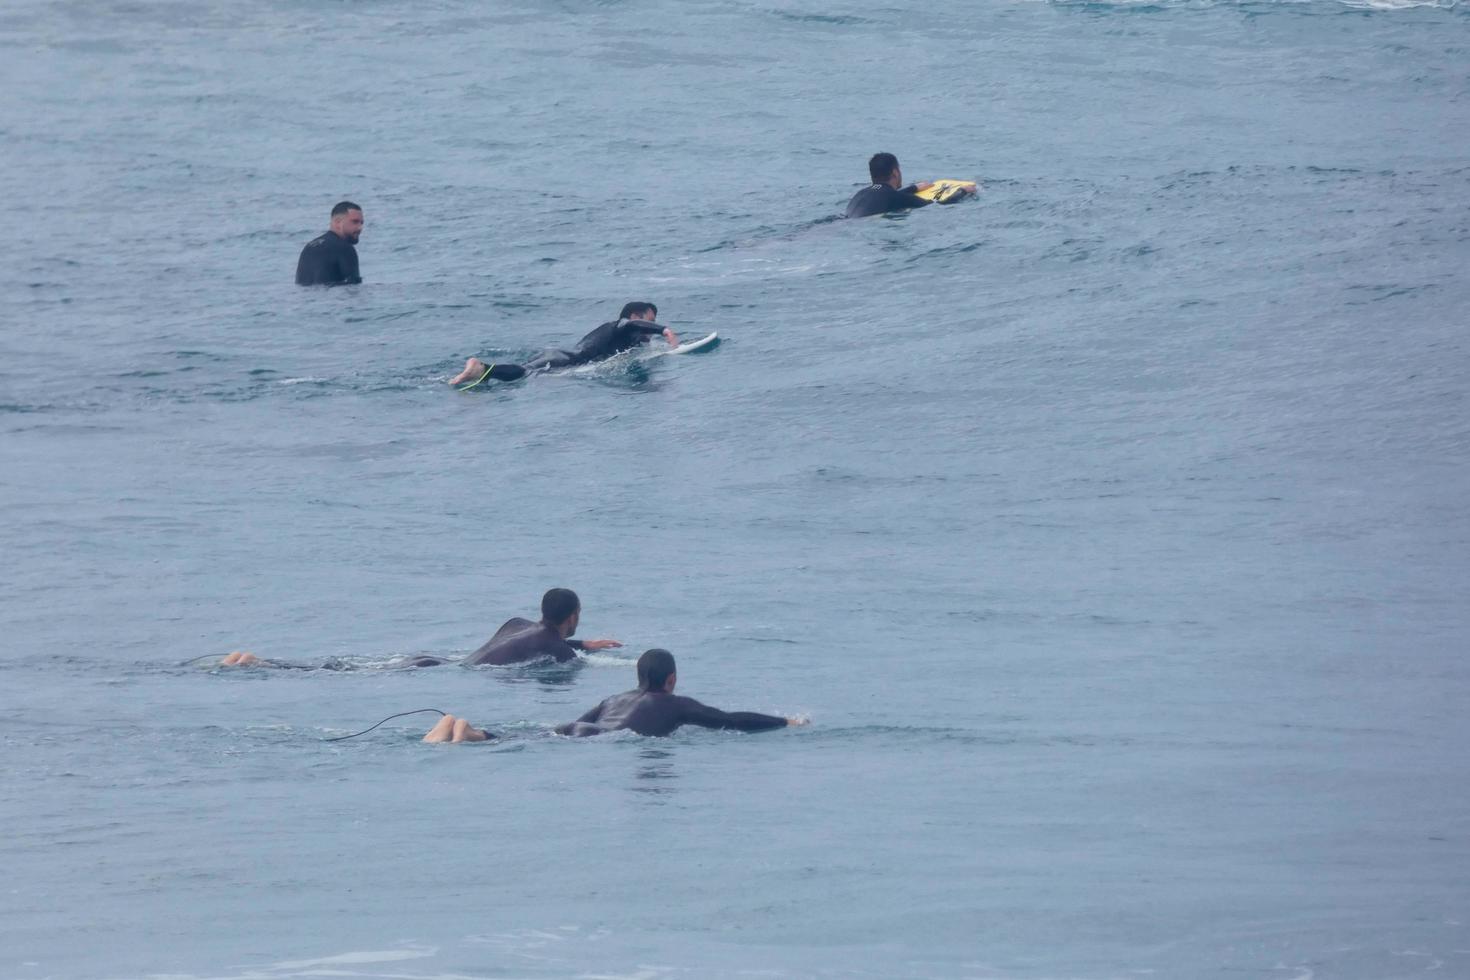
[
  {"left": 636, "top": 648, "right": 677, "bottom": 693},
  {"left": 541, "top": 588, "right": 581, "bottom": 637},
  {"left": 619, "top": 301, "right": 658, "bottom": 321},
  {"left": 868, "top": 153, "right": 900, "bottom": 188},
  {"left": 330, "top": 200, "right": 364, "bottom": 244}
]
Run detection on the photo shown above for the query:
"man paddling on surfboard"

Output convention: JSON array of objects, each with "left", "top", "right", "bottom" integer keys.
[
  {"left": 423, "top": 648, "right": 808, "bottom": 742},
  {"left": 211, "top": 587, "right": 621, "bottom": 669},
  {"left": 447, "top": 302, "right": 679, "bottom": 388},
  {"left": 844, "top": 153, "right": 976, "bottom": 218}
]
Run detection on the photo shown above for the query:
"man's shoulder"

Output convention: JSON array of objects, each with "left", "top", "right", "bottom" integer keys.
[
  {"left": 670, "top": 693, "right": 712, "bottom": 712},
  {"left": 494, "top": 616, "right": 537, "bottom": 636},
  {"left": 845, "top": 184, "right": 886, "bottom": 217},
  {"left": 302, "top": 231, "right": 351, "bottom": 252}
]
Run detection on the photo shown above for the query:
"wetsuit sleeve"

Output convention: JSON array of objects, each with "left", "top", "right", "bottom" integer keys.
[
  {"left": 896, "top": 186, "right": 931, "bottom": 209},
  {"left": 619, "top": 319, "right": 668, "bottom": 339},
  {"left": 340, "top": 245, "right": 362, "bottom": 285},
  {"left": 677, "top": 698, "right": 788, "bottom": 733},
  {"left": 566, "top": 640, "right": 586, "bottom": 651}
]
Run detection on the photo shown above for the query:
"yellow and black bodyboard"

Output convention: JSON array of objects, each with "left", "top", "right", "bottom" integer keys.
[{"left": 915, "top": 179, "right": 978, "bottom": 204}]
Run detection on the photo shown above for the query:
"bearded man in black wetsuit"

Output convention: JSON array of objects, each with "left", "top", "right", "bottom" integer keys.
[
  {"left": 295, "top": 201, "right": 364, "bottom": 285},
  {"left": 423, "top": 648, "right": 808, "bottom": 742},
  {"left": 446, "top": 302, "right": 679, "bottom": 387},
  {"left": 844, "top": 153, "right": 975, "bottom": 219},
  {"left": 461, "top": 587, "right": 621, "bottom": 666}
]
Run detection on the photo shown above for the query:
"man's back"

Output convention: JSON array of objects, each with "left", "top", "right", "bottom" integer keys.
[
  {"left": 295, "top": 231, "right": 361, "bottom": 286},
  {"left": 464, "top": 618, "right": 576, "bottom": 666},
  {"left": 559, "top": 688, "right": 788, "bottom": 737},
  {"left": 572, "top": 318, "right": 664, "bottom": 361},
  {"left": 845, "top": 183, "right": 930, "bottom": 219}
]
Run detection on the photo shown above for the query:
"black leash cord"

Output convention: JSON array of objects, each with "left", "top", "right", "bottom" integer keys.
[{"left": 326, "top": 708, "right": 448, "bottom": 742}]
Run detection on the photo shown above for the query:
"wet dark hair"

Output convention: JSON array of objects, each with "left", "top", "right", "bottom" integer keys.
[
  {"left": 331, "top": 200, "right": 361, "bottom": 217},
  {"left": 618, "top": 301, "right": 657, "bottom": 320},
  {"left": 868, "top": 153, "right": 899, "bottom": 184},
  {"left": 636, "top": 648, "right": 676, "bottom": 691},
  {"left": 541, "top": 588, "right": 580, "bottom": 625}
]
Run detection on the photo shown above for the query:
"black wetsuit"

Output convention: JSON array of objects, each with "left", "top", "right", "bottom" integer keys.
[
  {"left": 295, "top": 231, "right": 361, "bottom": 286},
  {"left": 463, "top": 618, "right": 585, "bottom": 666},
  {"left": 473, "top": 318, "right": 669, "bottom": 383},
  {"left": 556, "top": 688, "right": 788, "bottom": 737},
  {"left": 845, "top": 183, "right": 931, "bottom": 219}
]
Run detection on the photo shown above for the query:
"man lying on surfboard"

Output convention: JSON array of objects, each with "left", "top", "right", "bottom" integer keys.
[
  {"left": 211, "top": 588, "right": 621, "bottom": 669},
  {"left": 845, "top": 152, "right": 977, "bottom": 219},
  {"left": 448, "top": 302, "right": 679, "bottom": 388},
  {"left": 423, "top": 648, "right": 807, "bottom": 741}
]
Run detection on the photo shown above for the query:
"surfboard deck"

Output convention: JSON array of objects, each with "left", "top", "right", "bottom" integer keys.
[
  {"left": 645, "top": 331, "right": 719, "bottom": 358},
  {"left": 915, "top": 179, "right": 979, "bottom": 204}
]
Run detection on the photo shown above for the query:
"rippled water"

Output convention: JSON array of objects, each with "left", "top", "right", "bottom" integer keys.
[{"left": 2, "top": 0, "right": 1468, "bottom": 977}]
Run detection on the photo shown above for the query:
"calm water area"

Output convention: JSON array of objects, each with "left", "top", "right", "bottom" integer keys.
[{"left": 2, "top": 0, "right": 1468, "bottom": 977}]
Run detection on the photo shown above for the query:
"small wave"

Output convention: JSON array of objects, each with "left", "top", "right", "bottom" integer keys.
[
  {"left": 768, "top": 9, "right": 875, "bottom": 25},
  {"left": 578, "top": 652, "right": 637, "bottom": 668},
  {"left": 276, "top": 376, "right": 328, "bottom": 386},
  {"left": 1336, "top": 0, "right": 1457, "bottom": 7},
  {"left": 1045, "top": 0, "right": 1457, "bottom": 9},
  {"left": 273, "top": 945, "right": 438, "bottom": 972}
]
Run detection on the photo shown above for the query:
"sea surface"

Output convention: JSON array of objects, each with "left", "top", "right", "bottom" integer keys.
[{"left": 2, "top": 0, "right": 1468, "bottom": 977}]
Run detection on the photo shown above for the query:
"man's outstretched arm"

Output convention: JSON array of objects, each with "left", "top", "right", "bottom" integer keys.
[
  {"left": 625, "top": 319, "right": 679, "bottom": 347},
  {"left": 678, "top": 697, "right": 802, "bottom": 733}
]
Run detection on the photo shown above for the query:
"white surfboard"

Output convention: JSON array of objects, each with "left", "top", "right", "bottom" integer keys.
[
  {"left": 644, "top": 331, "right": 719, "bottom": 359},
  {"left": 564, "top": 331, "right": 721, "bottom": 374}
]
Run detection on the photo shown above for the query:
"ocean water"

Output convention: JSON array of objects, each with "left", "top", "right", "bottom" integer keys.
[{"left": 2, "top": 0, "right": 1468, "bottom": 977}]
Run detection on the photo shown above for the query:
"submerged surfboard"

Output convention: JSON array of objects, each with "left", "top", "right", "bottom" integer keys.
[{"left": 915, "top": 179, "right": 979, "bottom": 204}]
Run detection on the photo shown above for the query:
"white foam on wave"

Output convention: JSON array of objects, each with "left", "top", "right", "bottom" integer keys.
[
  {"left": 276, "top": 376, "right": 328, "bottom": 386},
  {"left": 1039, "top": 0, "right": 1458, "bottom": 9},
  {"left": 578, "top": 652, "right": 636, "bottom": 668},
  {"left": 272, "top": 947, "right": 435, "bottom": 970},
  {"left": 144, "top": 944, "right": 477, "bottom": 980},
  {"left": 1336, "top": 0, "right": 1454, "bottom": 8}
]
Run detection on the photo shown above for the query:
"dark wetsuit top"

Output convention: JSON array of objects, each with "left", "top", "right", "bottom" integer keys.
[
  {"left": 526, "top": 318, "right": 668, "bottom": 370},
  {"left": 844, "top": 183, "right": 931, "bottom": 219},
  {"left": 463, "top": 617, "right": 585, "bottom": 666},
  {"left": 295, "top": 231, "right": 361, "bottom": 286},
  {"left": 555, "top": 689, "right": 788, "bottom": 737}
]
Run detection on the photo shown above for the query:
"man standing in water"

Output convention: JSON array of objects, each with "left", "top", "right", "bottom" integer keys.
[
  {"left": 423, "top": 648, "right": 807, "bottom": 741},
  {"left": 447, "top": 302, "right": 678, "bottom": 387},
  {"left": 295, "top": 201, "right": 364, "bottom": 285}
]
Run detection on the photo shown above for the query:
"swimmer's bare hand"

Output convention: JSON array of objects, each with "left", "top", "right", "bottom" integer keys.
[
  {"left": 662, "top": 328, "right": 679, "bottom": 347},
  {"left": 786, "top": 716, "right": 810, "bottom": 727},
  {"left": 581, "top": 639, "right": 623, "bottom": 651},
  {"left": 915, "top": 181, "right": 934, "bottom": 192}
]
